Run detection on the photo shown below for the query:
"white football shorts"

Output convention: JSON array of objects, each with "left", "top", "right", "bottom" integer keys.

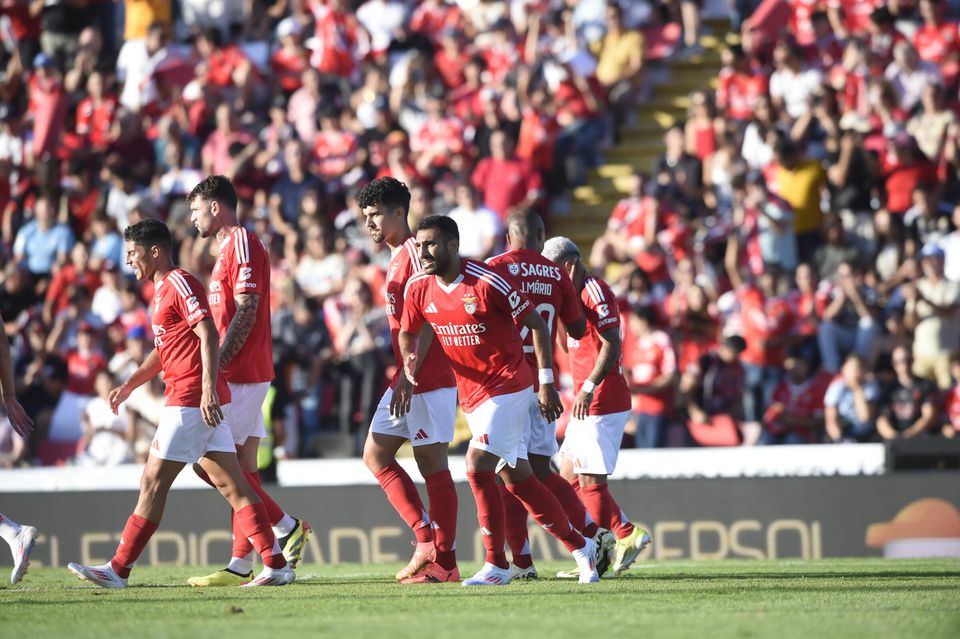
[
  {"left": 560, "top": 411, "right": 631, "bottom": 475},
  {"left": 151, "top": 405, "right": 237, "bottom": 463},
  {"left": 465, "top": 386, "right": 533, "bottom": 468},
  {"left": 225, "top": 382, "right": 270, "bottom": 446},
  {"left": 369, "top": 386, "right": 457, "bottom": 446}
]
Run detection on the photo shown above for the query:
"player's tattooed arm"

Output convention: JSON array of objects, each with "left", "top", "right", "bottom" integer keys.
[
  {"left": 220, "top": 293, "right": 260, "bottom": 368},
  {"left": 590, "top": 326, "right": 622, "bottom": 386}
]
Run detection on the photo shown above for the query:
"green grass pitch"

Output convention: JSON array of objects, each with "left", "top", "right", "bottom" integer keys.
[{"left": 2, "top": 559, "right": 958, "bottom": 639}]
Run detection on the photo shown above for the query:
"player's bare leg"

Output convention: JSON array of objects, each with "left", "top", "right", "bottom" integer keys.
[
  {"left": 189, "top": 437, "right": 309, "bottom": 586},
  {"left": 199, "top": 451, "right": 294, "bottom": 587}
]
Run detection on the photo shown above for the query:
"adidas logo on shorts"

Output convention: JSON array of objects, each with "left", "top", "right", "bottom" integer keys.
[{"left": 414, "top": 429, "right": 429, "bottom": 441}]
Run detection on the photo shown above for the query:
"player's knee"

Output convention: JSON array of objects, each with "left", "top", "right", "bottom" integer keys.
[
  {"left": 139, "top": 473, "right": 168, "bottom": 502},
  {"left": 413, "top": 446, "right": 447, "bottom": 476},
  {"left": 362, "top": 443, "right": 390, "bottom": 474}
]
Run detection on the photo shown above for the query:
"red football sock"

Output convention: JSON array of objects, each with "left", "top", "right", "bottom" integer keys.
[
  {"left": 581, "top": 484, "right": 635, "bottom": 539},
  {"left": 243, "top": 470, "right": 285, "bottom": 527},
  {"left": 231, "top": 508, "right": 254, "bottom": 558},
  {"left": 543, "top": 472, "right": 590, "bottom": 533},
  {"left": 612, "top": 506, "right": 636, "bottom": 539},
  {"left": 235, "top": 503, "right": 285, "bottom": 568},
  {"left": 425, "top": 470, "right": 458, "bottom": 570},
  {"left": 375, "top": 462, "right": 433, "bottom": 544},
  {"left": 110, "top": 514, "right": 159, "bottom": 578},
  {"left": 500, "top": 484, "right": 532, "bottom": 568},
  {"left": 506, "top": 475, "right": 585, "bottom": 553},
  {"left": 466, "top": 471, "right": 507, "bottom": 569},
  {"left": 568, "top": 476, "right": 600, "bottom": 537}
]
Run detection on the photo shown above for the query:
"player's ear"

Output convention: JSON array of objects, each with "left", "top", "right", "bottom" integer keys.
[{"left": 210, "top": 199, "right": 220, "bottom": 216}]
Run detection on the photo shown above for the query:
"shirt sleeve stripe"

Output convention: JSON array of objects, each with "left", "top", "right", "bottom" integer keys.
[
  {"left": 586, "top": 278, "right": 605, "bottom": 305},
  {"left": 465, "top": 262, "right": 512, "bottom": 295},
  {"left": 403, "top": 271, "right": 430, "bottom": 298},
  {"left": 169, "top": 271, "right": 193, "bottom": 298},
  {"left": 236, "top": 228, "right": 250, "bottom": 264},
  {"left": 464, "top": 263, "right": 510, "bottom": 296},
  {"left": 405, "top": 237, "right": 421, "bottom": 270}
]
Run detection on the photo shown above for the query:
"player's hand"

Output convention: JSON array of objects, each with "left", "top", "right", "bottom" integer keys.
[
  {"left": 109, "top": 383, "right": 132, "bottom": 415},
  {"left": 572, "top": 389, "right": 593, "bottom": 420},
  {"left": 390, "top": 370, "right": 414, "bottom": 418},
  {"left": 403, "top": 352, "right": 419, "bottom": 387},
  {"left": 201, "top": 387, "right": 225, "bottom": 427},
  {"left": 538, "top": 383, "right": 563, "bottom": 423},
  {"left": 2, "top": 397, "right": 34, "bottom": 437}
]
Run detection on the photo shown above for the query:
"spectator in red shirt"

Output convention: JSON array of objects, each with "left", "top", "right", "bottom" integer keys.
[
  {"left": 75, "top": 71, "right": 117, "bottom": 152},
  {"left": 306, "top": 0, "right": 362, "bottom": 79},
  {"left": 43, "top": 242, "right": 102, "bottom": 325},
  {"left": 763, "top": 345, "right": 832, "bottom": 444},
  {"left": 312, "top": 107, "right": 361, "bottom": 187},
  {"left": 409, "top": 0, "right": 461, "bottom": 44},
  {"left": 28, "top": 53, "right": 69, "bottom": 160},
  {"left": 881, "top": 132, "right": 938, "bottom": 216},
  {"left": 683, "top": 334, "right": 748, "bottom": 443},
  {"left": 434, "top": 28, "right": 469, "bottom": 89},
  {"left": 471, "top": 129, "right": 543, "bottom": 221},
  {"left": 717, "top": 44, "right": 769, "bottom": 122},
  {"left": 624, "top": 305, "right": 677, "bottom": 448},
  {"left": 411, "top": 93, "right": 465, "bottom": 177},
  {"left": 201, "top": 103, "right": 254, "bottom": 177},
  {"left": 270, "top": 17, "right": 310, "bottom": 95},
  {"left": 914, "top": 0, "right": 960, "bottom": 88},
  {"left": 195, "top": 27, "right": 263, "bottom": 108},
  {"left": 866, "top": 7, "right": 906, "bottom": 75}
]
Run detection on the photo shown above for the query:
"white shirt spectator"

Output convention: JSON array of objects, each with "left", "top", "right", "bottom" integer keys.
[
  {"left": 77, "top": 399, "right": 132, "bottom": 466},
  {"left": 296, "top": 254, "right": 348, "bottom": 299},
  {"left": 356, "top": 0, "right": 407, "bottom": 54},
  {"left": 447, "top": 204, "right": 502, "bottom": 259},
  {"left": 885, "top": 60, "right": 942, "bottom": 113},
  {"left": 769, "top": 67, "right": 823, "bottom": 119}
]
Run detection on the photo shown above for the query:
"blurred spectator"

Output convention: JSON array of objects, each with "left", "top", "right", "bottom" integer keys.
[
  {"left": 818, "top": 260, "right": 880, "bottom": 374},
  {"left": 13, "top": 196, "right": 74, "bottom": 279},
  {"left": 941, "top": 205, "right": 960, "bottom": 282},
  {"left": 653, "top": 124, "right": 702, "bottom": 216},
  {"left": 876, "top": 345, "right": 939, "bottom": 440},
  {"left": 885, "top": 41, "right": 942, "bottom": 113},
  {"left": 905, "top": 243, "right": 960, "bottom": 389},
  {"left": 445, "top": 181, "right": 501, "bottom": 260},
  {"left": 769, "top": 39, "right": 822, "bottom": 120},
  {"left": 43, "top": 242, "right": 101, "bottom": 325},
  {"left": 471, "top": 129, "right": 542, "bottom": 221},
  {"left": 76, "top": 370, "right": 134, "bottom": 466},
  {"left": 591, "top": 3, "right": 643, "bottom": 139},
  {"left": 944, "top": 353, "right": 960, "bottom": 438},
  {"left": 682, "top": 334, "right": 747, "bottom": 443},
  {"left": 772, "top": 136, "right": 825, "bottom": 262},
  {"left": 293, "top": 222, "right": 347, "bottom": 301},
  {"left": 624, "top": 305, "right": 677, "bottom": 448},
  {"left": 717, "top": 44, "right": 769, "bottom": 122},
  {"left": 824, "top": 354, "right": 879, "bottom": 442},
  {"left": 762, "top": 345, "right": 832, "bottom": 444}
]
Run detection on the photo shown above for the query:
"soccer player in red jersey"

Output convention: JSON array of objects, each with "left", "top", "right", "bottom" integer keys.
[
  {"left": 398, "top": 216, "right": 599, "bottom": 586},
  {"left": 67, "top": 219, "right": 293, "bottom": 588},
  {"left": 185, "top": 176, "right": 310, "bottom": 586},
  {"left": 542, "top": 237, "right": 652, "bottom": 578},
  {"left": 357, "top": 177, "right": 460, "bottom": 584},
  {"left": 488, "top": 211, "right": 616, "bottom": 579}
]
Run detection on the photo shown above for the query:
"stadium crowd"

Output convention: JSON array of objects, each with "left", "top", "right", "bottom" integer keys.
[{"left": 1, "top": 0, "right": 959, "bottom": 468}]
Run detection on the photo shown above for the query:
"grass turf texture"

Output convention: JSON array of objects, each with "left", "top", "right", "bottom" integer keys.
[{"left": 2, "top": 559, "right": 958, "bottom": 639}]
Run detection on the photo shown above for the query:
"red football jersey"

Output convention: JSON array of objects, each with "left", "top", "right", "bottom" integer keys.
[
  {"left": 913, "top": 23, "right": 960, "bottom": 64},
  {"left": 566, "top": 276, "right": 631, "bottom": 416},
  {"left": 401, "top": 258, "right": 534, "bottom": 412},
  {"left": 765, "top": 372, "right": 832, "bottom": 441},
  {"left": 623, "top": 329, "right": 677, "bottom": 417},
  {"left": 210, "top": 227, "right": 274, "bottom": 384},
  {"left": 151, "top": 269, "right": 231, "bottom": 407},
  {"left": 487, "top": 249, "right": 584, "bottom": 389},
  {"left": 385, "top": 236, "right": 455, "bottom": 394}
]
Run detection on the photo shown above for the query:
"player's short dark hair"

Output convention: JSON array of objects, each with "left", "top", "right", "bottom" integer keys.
[
  {"left": 418, "top": 215, "right": 459, "bottom": 242},
  {"left": 357, "top": 177, "right": 411, "bottom": 213},
  {"left": 506, "top": 209, "right": 544, "bottom": 238},
  {"left": 124, "top": 218, "right": 171, "bottom": 249},
  {"left": 188, "top": 175, "right": 238, "bottom": 210}
]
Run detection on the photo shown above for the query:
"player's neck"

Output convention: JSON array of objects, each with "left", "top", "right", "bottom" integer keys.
[
  {"left": 437, "top": 256, "right": 462, "bottom": 285},
  {"left": 385, "top": 229, "right": 412, "bottom": 251},
  {"left": 152, "top": 260, "right": 175, "bottom": 285},
  {"left": 215, "top": 223, "right": 241, "bottom": 246}
]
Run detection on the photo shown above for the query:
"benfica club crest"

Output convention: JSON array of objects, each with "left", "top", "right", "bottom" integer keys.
[
  {"left": 462, "top": 294, "right": 479, "bottom": 314},
  {"left": 508, "top": 263, "right": 520, "bottom": 276}
]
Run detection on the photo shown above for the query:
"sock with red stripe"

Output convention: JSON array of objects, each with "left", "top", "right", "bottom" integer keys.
[
  {"left": 110, "top": 514, "right": 159, "bottom": 578},
  {"left": 467, "top": 471, "right": 508, "bottom": 569},
  {"left": 505, "top": 475, "right": 585, "bottom": 553},
  {"left": 425, "top": 470, "right": 458, "bottom": 570},
  {"left": 500, "top": 484, "right": 533, "bottom": 569},
  {"left": 581, "top": 483, "right": 635, "bottom": 539},
  {"left": 568, "top": 476, "right": 600, "bottom": 537},
  {"left": 242, "top": 470, "right": 286, "bottom": 527},
  {"left": 375, "top": 462, "right": 433, "bottom": 544},
  {"left": 234, "top": 503, "right": 286, "bottom": 568}
]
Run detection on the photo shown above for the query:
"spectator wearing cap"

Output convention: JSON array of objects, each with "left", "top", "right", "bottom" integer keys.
[
  {"left": 28, "top": 52, "right": 69, "bottom": 160},
  {"left": 885, "top": 41, "right": 942, "bottom": 113},
  {"left": 904, "top": 243, "right": 960, "bottom": 389},
  {"left": 471, "top": 129, "right": 543, "bottom": 222},
  {"left": 13, "top": 196, "right": 74, "bottom": 280},
  {"left": 876, "top": 344, "right": 940, "bottom": 440},
  {"left": 769, "top": 39, "right": 823, "bottom": 120},
  {"left": 271, "top": 17, "right": 310, "bottom": 95},
  {"left": 817, "top": 259, "right": 880, "bottom": 374},
  {"left": 762, "top": 344, "right": 832, "bottom": 444},
  {"left": 824, "top": 353, "right": 879, "bottom": 442},
  {"left": 772, "top": 135, "right": 826, "bottom": 262},
  {"left": 624, "top": 304, "right": 677, "bottom": 449}
]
